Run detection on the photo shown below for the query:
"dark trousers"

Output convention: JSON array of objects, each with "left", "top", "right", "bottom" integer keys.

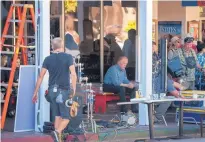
[{"left": 103, "top": 84, "right": 137, "bottom": 113}]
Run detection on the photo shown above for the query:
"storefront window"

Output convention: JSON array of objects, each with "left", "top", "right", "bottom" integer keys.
[
  {"left": 50, "top": 1, "right": 138, "bottom": 82},
  {"left": 87, "top": 1, "right": 137, "bottom": 81},
  {"left": 50, "top": 1, "right": 62, "bottom": 38}
]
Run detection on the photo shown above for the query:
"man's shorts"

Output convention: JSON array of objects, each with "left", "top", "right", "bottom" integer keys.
[{"left": 45, "top": 87, "right": 71, "bottom": 120}]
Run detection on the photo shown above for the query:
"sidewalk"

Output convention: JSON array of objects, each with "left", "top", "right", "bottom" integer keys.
[{"left": 2, "top": 109, "right": 204, "bottom": 142}]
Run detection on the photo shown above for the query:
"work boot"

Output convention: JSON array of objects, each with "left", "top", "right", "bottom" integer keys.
[
  {"left": 51, "top": 130, "right": 63, "bottom": 142},
  {"left": 51, "top": 131, "right": 59, "bottom": 142}
]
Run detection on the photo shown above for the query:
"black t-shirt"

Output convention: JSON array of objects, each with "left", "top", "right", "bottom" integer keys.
[{"left": 42, "top": 52, "right": 73, "bottom": 90}]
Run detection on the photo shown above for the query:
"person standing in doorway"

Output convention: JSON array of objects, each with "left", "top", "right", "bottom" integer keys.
[
  {"left": 122, "top": 29, "right": 136, "bottom": 68},
  {"left": 32, "top": 38, "right": 77, "bottom": 142}
]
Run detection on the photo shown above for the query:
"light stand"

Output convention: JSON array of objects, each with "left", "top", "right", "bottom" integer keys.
[
  {"left": 80, "top": 79, "right": 97, "bottom": 133},
  {"left": 75, "top": 55, "right": 84, "bottom": 84}
]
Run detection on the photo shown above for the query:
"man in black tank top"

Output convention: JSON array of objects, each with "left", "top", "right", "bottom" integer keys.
[{"left": 32, "top": 38, "right": 77, "bottom": 142}]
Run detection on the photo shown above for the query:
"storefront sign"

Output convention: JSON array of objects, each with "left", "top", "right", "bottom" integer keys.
[{"left": 158, "top": 21, "right": 182, "bottom": 40}]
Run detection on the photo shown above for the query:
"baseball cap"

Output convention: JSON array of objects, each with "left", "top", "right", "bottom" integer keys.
[
  {"left": 184, "top": 33, "right": 194, "bottom": 43},
  {"left": 171, "top": 36, "right": 180, "bottom": 43}
]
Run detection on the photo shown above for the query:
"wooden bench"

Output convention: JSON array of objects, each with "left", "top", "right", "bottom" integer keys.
[{"left": 94, "top": 92, "right": 130, "bottom": 114}]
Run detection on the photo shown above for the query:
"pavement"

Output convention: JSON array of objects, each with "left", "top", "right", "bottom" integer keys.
[
  {"left": 152, "top": 138, "right": 205, "bottom": 142},
  {"left": 2, "top": 107, "right": 205, "bottom": 142}
]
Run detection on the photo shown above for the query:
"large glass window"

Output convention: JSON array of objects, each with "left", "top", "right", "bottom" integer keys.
[{"left": 50, "top": 1, "right": 138, "bottom": 83}]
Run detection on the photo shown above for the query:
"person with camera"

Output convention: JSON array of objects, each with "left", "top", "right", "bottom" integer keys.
[
  {"left": 32, "top": 38, "right": 77, "bottom": 142},
  {"left": 168, "top": 35, "right": 205, "bottom": 90}
]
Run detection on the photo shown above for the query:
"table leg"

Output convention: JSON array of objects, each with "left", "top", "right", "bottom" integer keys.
[
  {"left": 200, "top": 114, "right": 204, "bottom": 137},
  {"left": 148, "top": 103, "right": 154, "bottom": 139},
  {"left": 179, "top": 101, "right": 184, "bottom": 137}
]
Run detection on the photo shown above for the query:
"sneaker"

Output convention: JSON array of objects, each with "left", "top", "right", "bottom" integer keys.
[{"left": 51, "top": 131, "right": 59, "bottom": 142}]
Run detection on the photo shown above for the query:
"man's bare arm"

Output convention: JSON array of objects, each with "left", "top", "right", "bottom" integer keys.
[
  {"left": 69, "top": 65, "right": 77, "bottom": 96},
  {"left": 34, "top": 68, "right": 47, "bottom": 95}
]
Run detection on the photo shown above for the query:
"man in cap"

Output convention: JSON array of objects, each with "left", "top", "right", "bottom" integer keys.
[{"left": 184, "top": 33, "right": 197, "bottom": 53}]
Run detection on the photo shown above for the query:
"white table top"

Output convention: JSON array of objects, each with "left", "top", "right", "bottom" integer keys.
[{"left": 117, "top": 97, "right": 205, "bottom": 105}]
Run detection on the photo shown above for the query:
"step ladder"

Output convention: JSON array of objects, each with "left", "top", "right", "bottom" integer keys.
[{"left": 0, "top": 4, "right": 36, "bottom": 129}]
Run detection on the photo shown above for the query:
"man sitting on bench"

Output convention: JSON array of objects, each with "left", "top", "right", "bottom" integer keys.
[{"left": 103, "top": 56, "right": 137, "bottom": 113}]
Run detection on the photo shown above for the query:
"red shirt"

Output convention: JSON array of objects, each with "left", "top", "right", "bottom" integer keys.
[
  {"left": 178, "top": 44, "right": 197, "bottom": 53},
  {"left": 191, "top": 44, "right": 197, "bottom": 53}
]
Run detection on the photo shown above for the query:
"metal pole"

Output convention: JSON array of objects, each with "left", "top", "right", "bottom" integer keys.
[
  {"left": 179, "top": 101, "right": 184, "bottom": 137},
  {"left": 100, "top": 0, "right": 104, "bottom": 83},
  {"left": 62, "top": 1, "right": 65, "bottom": 50},
  {"left": 160, "top": 38, "right": 168, "bottom": 93},
  {"left": 148, "top": 103, "right": 154, "bottom": 139},
  {"left": 165, "top": 39, "right": 168, "bottom": 92},
  {"left": 136, "top": 1, "right": 138, "bottom": 34},
  {"left": 136, "top": 36, "right": 140, "bottom": 84},
  {"left": 135, "top": 1, "right": 140, "bottom": 85}
]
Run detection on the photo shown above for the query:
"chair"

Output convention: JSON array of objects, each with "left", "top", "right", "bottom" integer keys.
[{"left": 153, "top": 104, "right": 168, "bottom": 126}]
